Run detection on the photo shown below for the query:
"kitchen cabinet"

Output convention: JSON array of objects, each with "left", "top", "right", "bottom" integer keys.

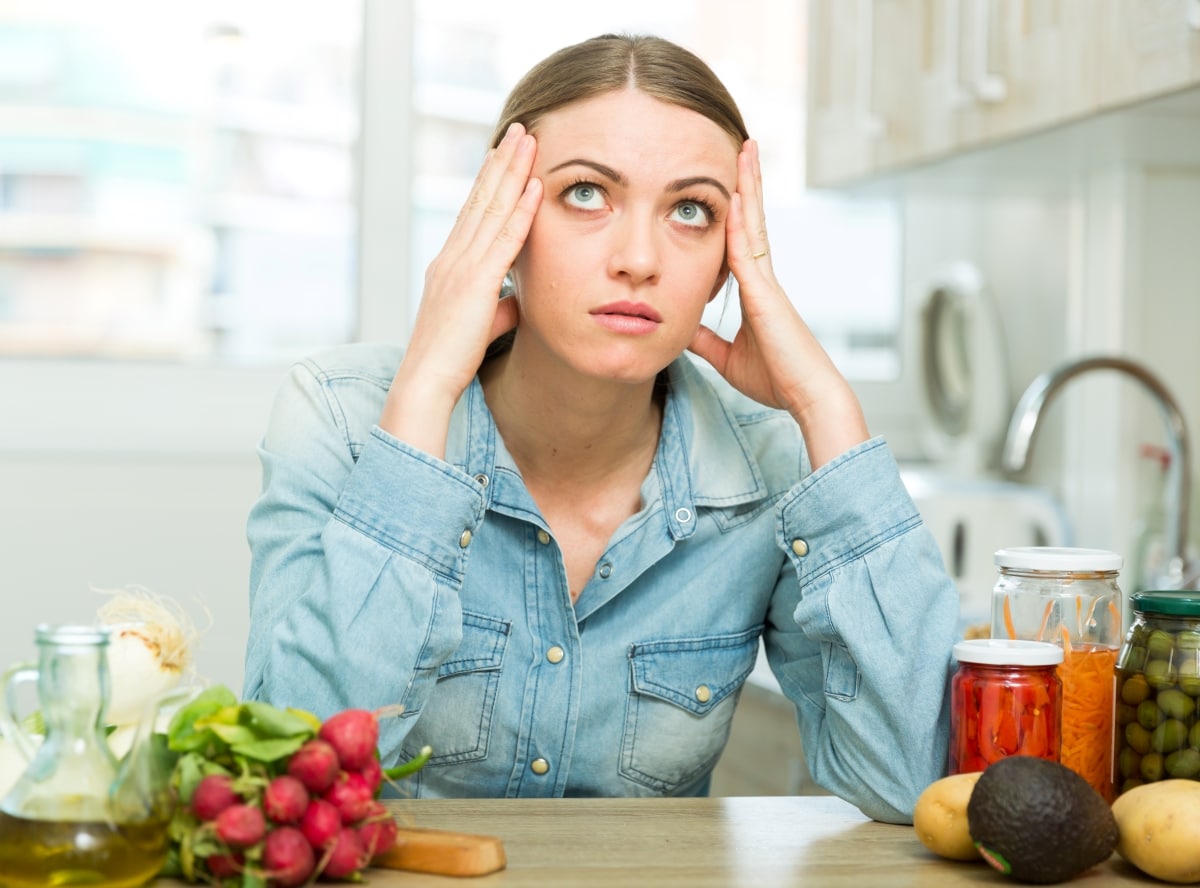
[{"left": 807, "top": 0, "right": 1200, "bottom": 187}]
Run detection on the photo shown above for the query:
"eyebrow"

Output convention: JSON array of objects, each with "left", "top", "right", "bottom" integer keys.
[{"left": 548, "top": 159, "right": 731, "bottom": 200}]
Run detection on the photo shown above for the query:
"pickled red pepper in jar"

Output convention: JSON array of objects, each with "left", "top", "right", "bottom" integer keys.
[
  {"left": 991, "top": 547, "right": 1123, "bottom": 801},
  {"left": 949, "top": 639, "right": 1063, "bottom": 774}
]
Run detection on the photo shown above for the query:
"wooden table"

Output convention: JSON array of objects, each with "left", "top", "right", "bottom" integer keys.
[{"left": 341, "top": 795, "right": 1153, "bottom": 887}]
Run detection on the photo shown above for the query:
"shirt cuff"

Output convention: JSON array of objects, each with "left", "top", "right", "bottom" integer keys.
[
  {"left": 776, "top": 436, "right": 922, "bottom": 583},
  {"left": 333, "top": 425, "right": 486, "bottom": 579}
]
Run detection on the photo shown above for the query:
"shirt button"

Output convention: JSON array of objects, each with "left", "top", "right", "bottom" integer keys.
[
  {"left": 674, "top": 507, "right": 692, "bottom": 523},
  {"left": 459, "top": 529, "right": 473, "bottom": 548},
  {"left": 695, "top": 685, "right": 712, "bottom": 704},
  {"left": 598, "top": 563, "right": 613, "bottom": 579},
  {"left": 530, "top": 757, "right": 550, "bottom": 775},
  {"left": 546, "top": 646, "right": 565, "bottom": 664},
  {"left": 537, "top": 529, "right": 551, "bottom": 545},
  {"left": 791, "top": 538, "right": 809, "bottom": 557},
  {"left": 473, "top": 473, "right": 489, "bottom": 487}
]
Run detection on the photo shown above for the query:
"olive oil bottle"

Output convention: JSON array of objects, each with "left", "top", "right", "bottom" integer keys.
[
  {"left": 0, "top": 810, "right": 169, "bottom": 888},
  {"left": 0, "top": 625, "right": 177, "bottom": 888}
]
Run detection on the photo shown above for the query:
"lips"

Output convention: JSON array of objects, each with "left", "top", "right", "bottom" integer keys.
[{"left": 590, "top": 301, "right": 662, "bottom": 323}]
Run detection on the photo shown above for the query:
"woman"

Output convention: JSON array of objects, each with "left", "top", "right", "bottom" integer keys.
[{"left": 243, "top": 33, "right": 959, "bottom": 824}]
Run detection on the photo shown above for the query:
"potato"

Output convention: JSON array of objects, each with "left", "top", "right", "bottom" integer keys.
[
  {"left": 1113, "top": 779, "right": 1200, "bottom": 883},
  {"left": 912, "top": 771, "right": 984, "bottom": 861}
]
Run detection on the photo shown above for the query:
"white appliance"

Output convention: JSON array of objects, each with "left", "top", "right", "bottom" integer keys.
[{"left": 902, "top": 469, "right": 1073, "bottom": 635}]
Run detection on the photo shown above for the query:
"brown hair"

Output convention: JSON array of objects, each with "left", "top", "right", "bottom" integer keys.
[{"left": 489, "top": 33, "right": 749, "bottom": 149}]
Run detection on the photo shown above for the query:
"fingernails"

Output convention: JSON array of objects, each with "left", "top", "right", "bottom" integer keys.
[{"left": 503, "top": 122, "right": 522, "bottom": 142}]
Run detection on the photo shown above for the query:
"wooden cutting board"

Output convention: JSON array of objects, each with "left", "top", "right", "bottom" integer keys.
[{"left": 372, "top": 825, "right": 507, "bottom": 877}]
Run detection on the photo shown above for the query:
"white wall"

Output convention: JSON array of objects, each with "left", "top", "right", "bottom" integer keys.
[{"left": 0, "top": 453, "right": 261, "bottom": 693}]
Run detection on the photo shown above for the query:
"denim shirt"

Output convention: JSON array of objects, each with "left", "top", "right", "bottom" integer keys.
[{"left": 243, "top": 343, "right": 959, "bottom": 823}]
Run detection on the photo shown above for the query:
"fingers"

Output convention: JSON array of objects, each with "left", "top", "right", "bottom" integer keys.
[
  {"left": 729, "top": 140, "right": 773, "bottom": 272},
  {"left": 443, "top": 123, "right": 539, "bottom": 268},
  {"left": 686, "top": 324, "right": 731, "bottom": 373},
  {"left": 488, "top": 294, "right": 520, "bottom": 344}
]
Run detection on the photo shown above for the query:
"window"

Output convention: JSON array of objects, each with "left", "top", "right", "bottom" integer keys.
[
  {"left": 0, "top": 1, "right": 909, "bottom": 456},
  {"left": 0, "top": 1, "right": 360, "bottom": 362}
]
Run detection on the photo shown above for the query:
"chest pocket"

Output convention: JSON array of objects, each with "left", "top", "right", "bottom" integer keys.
[
  {"left": 400, "top": 610, "right": 510, "bottom": 765},
  {"left": 620, "top": 626, "right": 761, "bottom": 794}
]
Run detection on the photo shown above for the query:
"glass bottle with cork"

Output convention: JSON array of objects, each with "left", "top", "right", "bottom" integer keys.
[{"left": 991, "top": 547, "right": 1123, "bottom": 801}]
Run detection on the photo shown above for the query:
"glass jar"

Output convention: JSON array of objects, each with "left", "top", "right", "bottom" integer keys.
[
  {"left": 948, "top": 638, "right": 1063, "bottom": 775},
  {"left": 1114, "top": 591, "right": 1200, "bottom": 797},
  {"left": 990, "top": 547, "right": 1123, "bottom": 801}
]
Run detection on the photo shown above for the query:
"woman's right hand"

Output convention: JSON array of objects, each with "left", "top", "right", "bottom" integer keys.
[{"left": 380, "top": 123, "right": 542, "bottom": 458}]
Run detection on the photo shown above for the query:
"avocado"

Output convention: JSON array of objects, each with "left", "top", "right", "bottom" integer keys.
[{"left": 966, "top": 756, "right": 1119, "bottom": 884}]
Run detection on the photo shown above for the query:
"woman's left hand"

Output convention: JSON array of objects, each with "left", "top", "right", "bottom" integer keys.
[{"left": 687, "top": 140, "right": 870, "bottom": 468}]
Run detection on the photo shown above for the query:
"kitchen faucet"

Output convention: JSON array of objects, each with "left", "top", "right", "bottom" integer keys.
[{"left": 1000, "top": 355, "right": 1196, "bottom": 589}]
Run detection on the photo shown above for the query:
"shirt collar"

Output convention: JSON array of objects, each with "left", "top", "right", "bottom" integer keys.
[{"left": 446, "top": 356, "right": 772, "bottom": 532}]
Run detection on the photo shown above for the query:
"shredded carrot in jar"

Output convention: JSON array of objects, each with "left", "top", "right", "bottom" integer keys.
[
  {"left": 1058, "top": 644, "right": 1118, "bottom": 802},
  {"left": 1003, "top": 595, "right": 1016, "bottom": 640},
  {"left": 1036, "top": 601, "right": 1056, "bottom": 642}
]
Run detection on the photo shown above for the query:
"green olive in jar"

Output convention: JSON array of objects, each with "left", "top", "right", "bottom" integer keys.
[
  {"left": 1141, "top": 752, "right": 1165, "bottom": 782},
  {"left": 1145, "top": 658, "right": 1177, "bottom": 690},
  {"left": 1152, "top": 719, "right": 1189, "bottom": 754},
  {"left": 1158, "top": 689, "right": 1196, "bottom": 721},
  {"left": 1147, "top": 629, "right": 1176, "bottom": 660},
  {"left": 1166, "top": 747, "right": 1200, "bottom": 778},
  {"left": 1178, "top": 658, "right": 1200, "bottom": 696},
  {"left": 1138, "top": 700, "right": 1164, "bottom": 731},
  {"left": 1122, "top": 674, "right": 1151, "bottom": 706},
  {"left": 1126, "top": 722, "right": 1153, "bottom": 755}
]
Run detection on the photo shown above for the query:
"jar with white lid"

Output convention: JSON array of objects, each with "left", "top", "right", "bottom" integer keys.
[
  {"left": 949, "top": 638, "right": 1063, "bottom": 775},
  {"left": 990, "top": 546, "right": 1123, "bottom": 801}
]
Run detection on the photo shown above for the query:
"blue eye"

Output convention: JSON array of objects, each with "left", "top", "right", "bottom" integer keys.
[
  {"left": 671, "top": 200, "right": 712, "bottom": 228},
  {"left": 564, "top": 182, "right": 604, "bottom": 209}
]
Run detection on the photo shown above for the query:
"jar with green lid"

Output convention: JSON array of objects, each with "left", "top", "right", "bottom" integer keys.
[{"left": 1114, "top": 591, "right": 1200, "bottom": 797}]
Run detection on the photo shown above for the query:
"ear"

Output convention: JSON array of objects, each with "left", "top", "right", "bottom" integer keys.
[{"left": 707, "top": 264, "right": 730, "bottom": 302}]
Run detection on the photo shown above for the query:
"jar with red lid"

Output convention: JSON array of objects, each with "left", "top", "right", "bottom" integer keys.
[{"left": 949, "top": 638, "right": 1064, "bottom": 774}]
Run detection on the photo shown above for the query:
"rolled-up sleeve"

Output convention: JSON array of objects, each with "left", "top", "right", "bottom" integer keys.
[{"left": 764, "top": 437, "right": 959, "bottom": 823}]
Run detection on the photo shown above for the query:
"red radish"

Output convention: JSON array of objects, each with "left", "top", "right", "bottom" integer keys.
[
  {"left": 323, "top": 771, "right": 374, "bottom": 825},
  {"left": 191, "top": 774, "right": 239, "bottom": 821},
  {"left": 214, "top": 803, "right": 266, "bottom": 848},
  {"left": 299, "top": 798, "right": 341, "bottom": 850},
  {"left": 357, "top": 757, "right": 382, "bottom": 794},
  {"left": 322, "top": 827, "right": 368, "bottom": 879},
  {"left": 287, "top": 738, "right": 341, "bottom": 793},
  {"left": 318, "top": 709, "right": 380, "bottom": 771},
  {"left": 262, "top": 826, "right": 316, "bottom": 887},
  {"left": 205, "top": 852, "right": 242, "bottom": 879},
  {"left": 357, "top": 801, "right": 398, "bottom": 859},
  {"left": 264, "top": 774, "right": 310, "bottom": 824}
]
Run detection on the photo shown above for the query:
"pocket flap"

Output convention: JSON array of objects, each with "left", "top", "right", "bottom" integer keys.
[
  {"left": 438, "top": 610, "right": 511, "bottom": 678},
  {"left": 628, "top": 627, "right": 761, "bottom": 715}
]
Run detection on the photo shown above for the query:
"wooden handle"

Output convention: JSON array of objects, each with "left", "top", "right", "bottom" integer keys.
[{"left": 371, "top": 826, "right": 507, "bottom": 877}]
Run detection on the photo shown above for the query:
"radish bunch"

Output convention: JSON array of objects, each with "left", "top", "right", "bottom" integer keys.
[{"left": 162, "top": 688, "right": 430, "bottom": 888}]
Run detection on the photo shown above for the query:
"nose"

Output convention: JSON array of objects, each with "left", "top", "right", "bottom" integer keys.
[{"left": 606, "top": 208, "right": 661, "bottom": 285}]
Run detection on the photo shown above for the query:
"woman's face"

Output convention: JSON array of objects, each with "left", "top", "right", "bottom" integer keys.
[{"left": 510, "top": 88, "right": 739, "bottom": 386}]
